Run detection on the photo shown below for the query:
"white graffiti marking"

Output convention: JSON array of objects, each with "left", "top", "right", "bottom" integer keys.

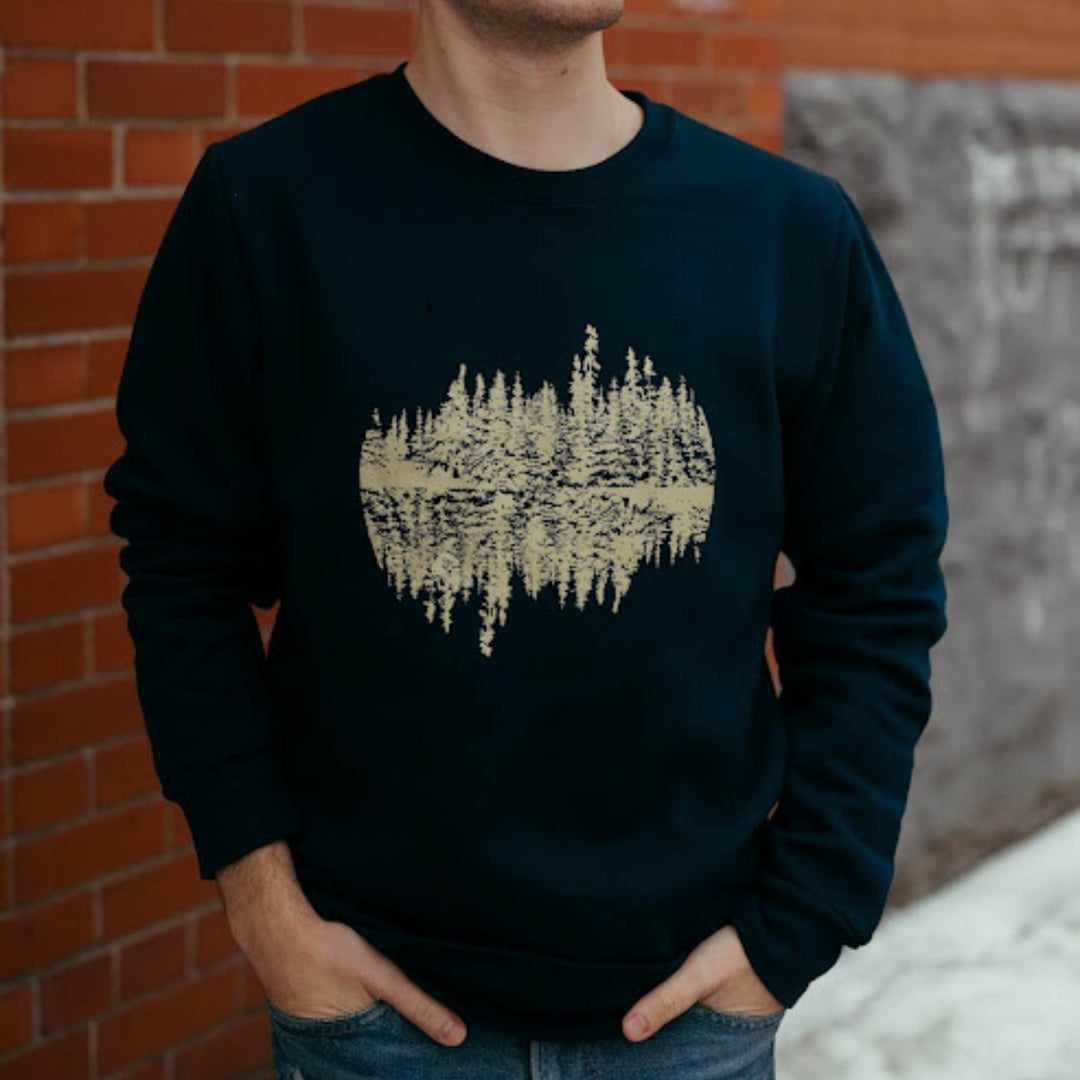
[
  {"left": 969, "top": 141, "right": 1080, "bottom": 386},
  {"left": 968, "top": 141, "right": 1080, "bottom": 591}
]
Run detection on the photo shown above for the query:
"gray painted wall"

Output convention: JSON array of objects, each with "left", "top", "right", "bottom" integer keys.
[{"left": 784, "top": 73, "right": 1080, "bottom": 900}]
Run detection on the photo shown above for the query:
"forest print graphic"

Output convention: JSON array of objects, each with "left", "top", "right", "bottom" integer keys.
[{"left": 358, "top": 323, "right": 717, "bottom": 657}]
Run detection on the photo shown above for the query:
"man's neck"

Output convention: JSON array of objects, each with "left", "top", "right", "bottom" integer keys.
[{"left": 401, "top": 23, "right": 643, "bottom": 172}]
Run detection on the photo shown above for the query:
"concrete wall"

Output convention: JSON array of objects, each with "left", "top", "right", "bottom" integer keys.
[{"left": 785, "top": 72, "right": 1080, "bottom": 899}]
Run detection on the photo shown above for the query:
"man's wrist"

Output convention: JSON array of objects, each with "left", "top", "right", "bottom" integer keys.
[{"left": 217, "top": 839, "right": 315, "bottom": 951}]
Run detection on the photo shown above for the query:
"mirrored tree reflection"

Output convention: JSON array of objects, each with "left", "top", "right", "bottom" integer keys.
[{"left": 359, "top": 324, "right": 717, "bottom": 657}]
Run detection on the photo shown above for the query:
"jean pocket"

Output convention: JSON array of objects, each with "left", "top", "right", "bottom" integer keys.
[
  {"left": 687, "top": 1001, "right": 786, "bottom": 1031},
  {"left": 267, "top": 996, "right": 394, "bottom": 1036}
]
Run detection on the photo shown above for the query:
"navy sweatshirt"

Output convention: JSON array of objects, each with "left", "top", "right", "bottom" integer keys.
[{"left": 103, "top": 60, "right": 950, "bottom": 1041}]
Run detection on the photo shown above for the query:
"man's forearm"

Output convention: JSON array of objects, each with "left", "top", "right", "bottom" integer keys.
[{"left": 218, "top": 839, "right": 316, "bottom": 953}]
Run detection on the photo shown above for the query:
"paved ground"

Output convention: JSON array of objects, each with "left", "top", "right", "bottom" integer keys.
[{"left": 775, "top": 807, "right": 1080, "bottom": 1080}]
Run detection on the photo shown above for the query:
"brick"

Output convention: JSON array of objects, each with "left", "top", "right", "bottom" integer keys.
[
  {"left": 10, "top": 618, "right": 86, "bottom": 692},
  {"left": 746, "top": 76, "right": 783, "bottom": 121},
  {"left": 102, "top": 854, "right": 218, "bottom": 940},
  {"left": 303, "top": 6, "right": 414, "bottom": 57},
  {"left": 7, "top": 409, "right": 124, "bottom": 481},
  {"left": 87, "top": 336, "right": 129, "bottom": 397},
  {"left": 3, "top": 128, "right": 113, "bottom": 191},
  {"left": 0, "top": 985, "right": 33, "bottom": 1055},
  {"left": 8, "top": 482, "right": 89, "bottom": 553},
  {"left": 41, "top": 953, "right": 112, "bottom": 1031},
  {"left": 92, "top": 610, "right": 135, "bottom": 673},
  {"left": 97, "top": 967, "right": 235, "bottom": 1075},
  {"left": 5, "top": 265, "right": 147, "bottom": 336},
  {"left": 95, "top": 736, "right": 157, "bottom": 806},
  {"left": 125, "top": 128, "right": 201, "bottom": 186},
  {"left": 747, "top": 0, "right": 781, "bottom": 20},
  {"left": 3, "top": 57, "right": 78, "bottom": 119},
  {"left": 667, "top": 75, "right": 746, "bottom": 116},
  {"left": 2, "top": 199, "right": 81, "bottom": 264},
  {"left": 239, "top": 956, "right": 268, "bottom": 1009},
  {"left": 0, "top": 0, "right": 153, "bottom": 49},
  {"left": 712, "top": 31, "right": 783, "bottom": 70},
  {"left": 87, "top": 60, "right": 226, "bottom": 119},
  {"left": 10, "top": 676, "right": 141, "bottom": 763},
  {"left": 786, "top": 0, "right": 1080, "bottom": 78},
  {"left": 10, "top": 544, "right": 123, "bottom": 624},
  {"left": 165, "top": 0, "right": 293, "bottom": 54},
  {"left": 609, "top": 25, "right": 709, "bottom": 68},
  {"left": 84, "top": 197, "right": 176, "bottom": 260},
  {"left": 195, "top": 908, "right": 238, "bottom": 968},
  {"left": 0, "top": 1027, "right": 90, "bottom": 1080},
  {"left": 14, "top": 801, "right": 168, "bottom": 904},
  {"left": 12, "top": 755, "right": 90, "bottom": 833},
  {"left": 236, "top": 63, "right": 359, "bottom": 118},
  {"left": 0, "top": 890, "right": 95, "bottom": 982},
  {"left": 174, "top": 1012, "right": 271, "bottom": 1080},
  {"left": 4, "top": 342, "right": 86, "bottom": 407},
  {"left": 120, "top": 924, "right": 187, "bottom": 999}
]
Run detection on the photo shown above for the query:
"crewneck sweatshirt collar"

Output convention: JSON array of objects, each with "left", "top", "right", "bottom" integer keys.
[{"left": 381, "top": 59, "right": 674, "bottom": 205}]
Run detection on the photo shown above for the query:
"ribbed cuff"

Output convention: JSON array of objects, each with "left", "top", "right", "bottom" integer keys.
[
  {"left": 728, "top": 883, "right": 853, "bottom": 1008},
  {"left": 174, "top": 757, "right": 304, "bottom": 880}
]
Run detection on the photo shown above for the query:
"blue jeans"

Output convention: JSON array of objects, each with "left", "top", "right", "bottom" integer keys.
[{"left": 269, "top": 996, "right": 786, "bottom": 1079}]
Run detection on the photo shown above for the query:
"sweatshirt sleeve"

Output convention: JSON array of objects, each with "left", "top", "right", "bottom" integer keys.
[
  {"left": 103, "top": 142, "right": 303, "bottom": 881},
  {"left": 729, "top": 179, "right": 950, "bottom": 1007}
]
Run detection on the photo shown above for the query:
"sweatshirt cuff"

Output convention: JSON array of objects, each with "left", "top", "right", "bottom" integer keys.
[
  {"left": 173, "top": 757, "right": 304, "bottom": 880},
  {"left": 728, "top": 883, "right": 853, "bottom": 1008}
]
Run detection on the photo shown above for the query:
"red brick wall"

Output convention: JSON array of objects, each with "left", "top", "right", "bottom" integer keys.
[
  {"left": 787, "top": 0, "right": 1080, "bottom": 78},
  {"left": 0, "top": 1, "right": 781, "bottom": 1076}
]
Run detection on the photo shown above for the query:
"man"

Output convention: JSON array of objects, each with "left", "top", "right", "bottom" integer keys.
[{"left": 102, "top": 0, "right": 949, "bottom": 1075}]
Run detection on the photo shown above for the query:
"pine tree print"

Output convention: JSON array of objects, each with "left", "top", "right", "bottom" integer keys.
[{"left": 359, "top": 323, "right": 717, "bottom": 657}]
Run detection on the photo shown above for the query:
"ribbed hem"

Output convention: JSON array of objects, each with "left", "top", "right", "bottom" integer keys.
[
  {"left": 174, "top": 757, "right": 304, "bottom": 880},
  {"left": 297, "top": 878, "right": 697, "bottom": 1041},
  {"left": 728, "top": 884, "right": 853, "bottom": 1008}
]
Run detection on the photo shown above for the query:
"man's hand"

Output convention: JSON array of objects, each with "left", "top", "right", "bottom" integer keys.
[
  {"left": 217, "top": 841, "right": 468, "bottom": 1047},
  {"left": 621, "top": 924, "right": 785, "bottom": 1042}
]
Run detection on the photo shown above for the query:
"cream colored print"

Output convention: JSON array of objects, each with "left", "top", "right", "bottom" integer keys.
[{"left": 358, "top": 323, "right": 717, "bottom": 657}]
